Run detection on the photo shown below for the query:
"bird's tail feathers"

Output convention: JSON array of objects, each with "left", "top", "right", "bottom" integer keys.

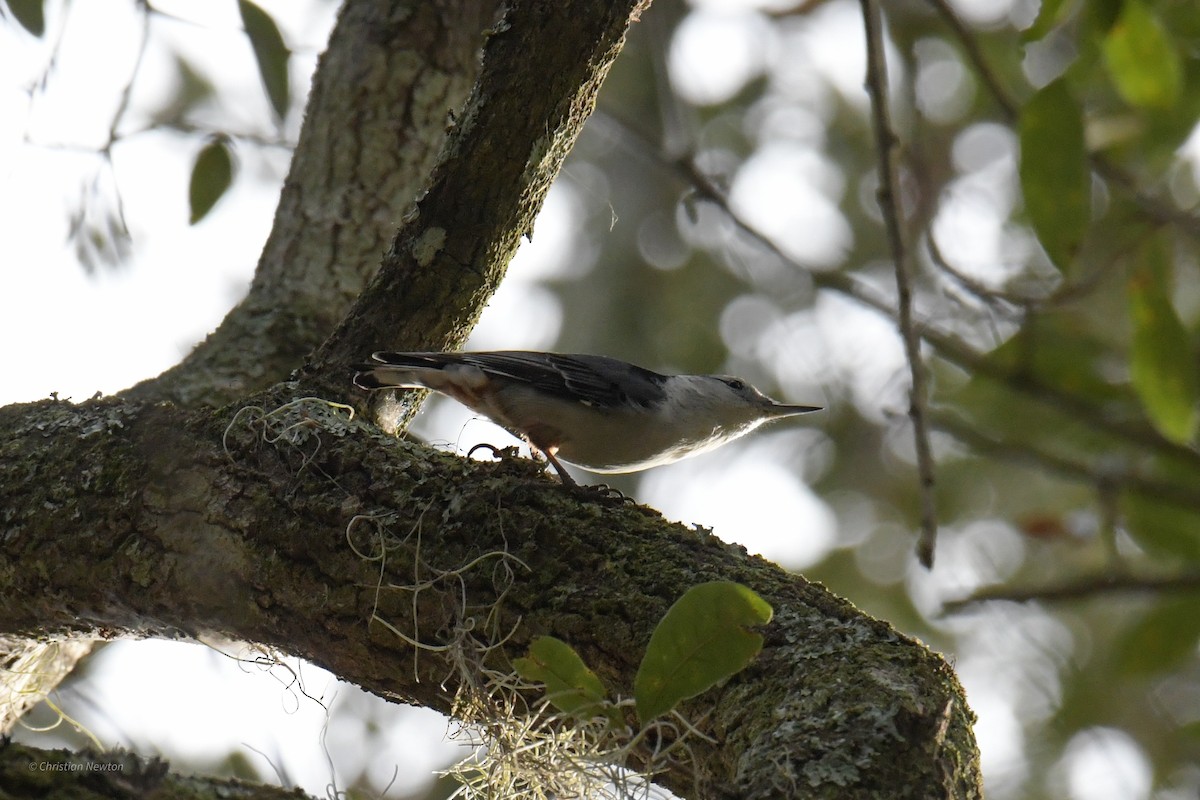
[
  {"left": 352, "top": 368, "right": 401, "bottom": 390},
  {"left": 353, "top": 352, "right": 453, "bottom": 390}
]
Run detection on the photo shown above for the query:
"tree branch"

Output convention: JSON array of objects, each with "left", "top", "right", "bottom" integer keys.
[
  {"left": 861, "top": 0, "right": 939, "bottom": 567},
  {"left": 0, "top": 395, "right": 982, "bottom": 798}
]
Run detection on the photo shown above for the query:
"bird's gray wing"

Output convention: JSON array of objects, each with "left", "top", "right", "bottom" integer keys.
[{"left": 366, "top": 351, "right": 668, "bottom": 409}]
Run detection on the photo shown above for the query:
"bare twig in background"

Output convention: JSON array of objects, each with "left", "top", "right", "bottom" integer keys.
[
  {"left": 1092, "top": 158, "right": 1200, "bottom": 239},
  {"left": 924, "top": 233, "right": 1031, "bottom": 310},
  {"left": 924, "top": 0, "right": 1018, "bottom": 120},
  {"left": 943, "top": 570, "right": 1200, "bottom": 612},
  {"left": 932, "top": 413, "right": 1200, "bottom": 514},
  {"left": 861, "top": 0, "right": 939, "bottom": 568},
  {"left": 926, "top": 231, "right": 1123, "bottom": 313}
]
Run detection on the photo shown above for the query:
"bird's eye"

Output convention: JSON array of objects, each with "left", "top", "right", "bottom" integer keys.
[{"left": 724, "top": 378, "right": 746, "bottom": 391}]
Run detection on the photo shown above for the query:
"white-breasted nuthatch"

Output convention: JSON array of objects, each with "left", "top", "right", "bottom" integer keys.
[{"left": 354, "top": 351, "right": 820, "bottom": 485}]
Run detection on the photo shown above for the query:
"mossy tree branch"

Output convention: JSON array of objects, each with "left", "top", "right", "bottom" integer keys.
[{"left": 1, "top": 394, "right": 981, "bottom": 799}]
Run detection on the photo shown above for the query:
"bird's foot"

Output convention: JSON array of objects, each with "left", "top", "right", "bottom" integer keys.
[
  {"left": 467, "top": 442, "right": 523, "bottom": 463},
  {"left": 565, "top": 481, "right": 635, "bottom": 505}
]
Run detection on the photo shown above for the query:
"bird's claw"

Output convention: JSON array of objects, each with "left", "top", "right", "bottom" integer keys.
[
  {"left": 569, "top": 481, "right": 634, "bottom": 504},
  {"left": 467, "top": 443, "right": 522, "bottom": 462}
]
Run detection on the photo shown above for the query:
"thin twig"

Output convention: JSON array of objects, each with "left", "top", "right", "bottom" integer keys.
[
  {"left": 861, "top": 0, "right": 939, "bottom": 568},
  {"left": 943, "top": 571, "right": 1200, "bottom": 612},
  {"left": 95, "top": 0, "right": 153, "bottom": 252},
  {"left": 1092, "top": 158, "right": 1200, "bottom": 239},
  {"left": 105, "top": 0, "right": 152, "bottom": 149},
  {"left": 924, "top": 233, "right": 1031, "bottom": 309},
  {"left": 924, "top": 0, "right": 1018, "bottom": 120},
  {"left": 933, "top": 413, "right": 1200, "bottom": 513}
]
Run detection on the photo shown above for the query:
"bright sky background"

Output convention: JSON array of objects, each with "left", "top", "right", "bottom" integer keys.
[{"left": 1, "top": 1, "right": 1165, "bottom": 798}]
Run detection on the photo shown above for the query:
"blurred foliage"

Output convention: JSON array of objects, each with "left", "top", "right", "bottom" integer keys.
[
  {"left": 4, "top": 0, "right": 45, "bottom": 36},
  {"left": 7, "top": 0, "right": 1200, "bottom": 798},
  {"left": 1019, "top": 78, "right": 1089, "bottom": 272},
  {"left": 1129, "top": 233, "right": 1200, "bottom": 443},
  {"left": 238, "top": 0, "right": 291, "bottom": 121}
]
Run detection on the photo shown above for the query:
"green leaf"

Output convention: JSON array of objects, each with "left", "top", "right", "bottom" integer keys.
[
  {"left": 238, "top": 0, "right": 290, "bottom": 120},
  {"left": 1124, "top": 492, "right": 1200, "bottom": 562},
  {"left": 6, "top": 0, "right": 44, "bottom": 36},
  {"left": 1129, "top": 236, "right": 1199, "bottom": 444},
  {"left": 189, "top": 138, "right": 234, "bottom": 224},
  {"left": 1102, "top": 0, "right": 1182, "bottom": 110},
  {"left": 1114, "top": 598, "right": 1200, "bottom": 675},
  {"left": 513, "top": 636, "right": 612, "bottom": 720},
  {"left": 1018, "top": 78, "right": 1090, "bottom": 272},
  {"left": 634, "top": 582, "right": 772, "bottom": 726}
]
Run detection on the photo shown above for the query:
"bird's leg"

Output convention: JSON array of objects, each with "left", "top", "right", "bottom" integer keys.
[
  {"left": 525, "top": 440, "right": 631, "bottom": 502},
  {"left": 524, "top": 437, "right": 577, "bottom": 486},
  {"left": 542, "top": 449, "right": 578, "bottom": 487}
]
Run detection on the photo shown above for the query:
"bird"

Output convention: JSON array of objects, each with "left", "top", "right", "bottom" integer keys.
[{"left": 353, "top": 350, "right": 820, "bottom": 485}]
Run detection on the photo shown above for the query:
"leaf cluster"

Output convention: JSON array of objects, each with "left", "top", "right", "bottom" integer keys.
[{"left": 514, "top": 581, "right": 772, "bottom": 730}]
